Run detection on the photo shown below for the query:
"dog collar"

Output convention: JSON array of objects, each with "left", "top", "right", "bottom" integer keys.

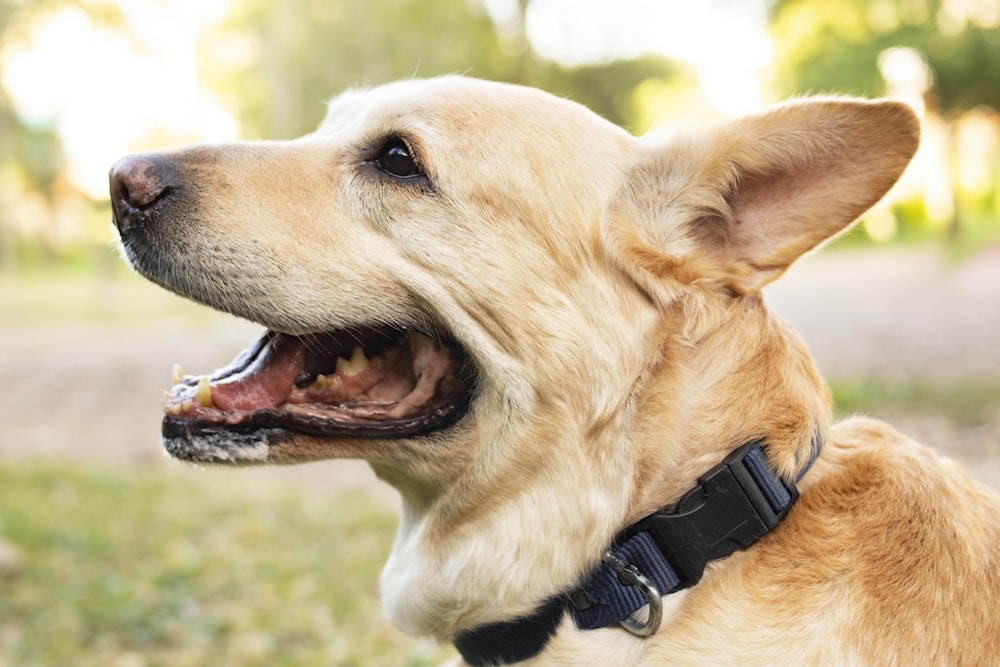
[{"left": 453, "top": 438, "right": 819, "bottom": 666}]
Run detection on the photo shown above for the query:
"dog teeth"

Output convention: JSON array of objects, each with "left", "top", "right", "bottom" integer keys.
[
  {"left": 164, "top": 395, "right": 180, "bottom": 415},
  {"left": 196, "top": 377, "right": 214, "bottom": 408},
  {"left": 172, "top": 363, "right": 184, "bottom": 384},
  {"left": 336, "top": 346, "right": 371, "bottom": 375}
]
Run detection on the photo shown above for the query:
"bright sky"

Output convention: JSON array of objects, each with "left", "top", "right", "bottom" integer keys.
[
  {"left": 2, "top": 0, "right": 237, "bottom": 198},
  {"left": 522, "top": 0, "right": 772, "bottom": 113},
  {"left": 1, "top": 0, "right": 773, "bottom": 199}
]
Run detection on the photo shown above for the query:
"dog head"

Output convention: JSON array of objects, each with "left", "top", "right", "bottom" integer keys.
[{"left": 111, "top": 76, "right": 918, "bottom": 637}]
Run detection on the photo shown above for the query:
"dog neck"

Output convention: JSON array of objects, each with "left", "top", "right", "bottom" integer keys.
[
  {"left": 378, "top": 295, "right": 831, "bottom": 651},
  {"left": 451, "top": 436, "right": 820, "bottom": 665}
]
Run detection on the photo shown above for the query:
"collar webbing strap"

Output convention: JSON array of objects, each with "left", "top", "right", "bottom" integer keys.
[
  {"left": 454, "top": 439, "right": 815, "bottom": 666},
  {"left": 571, "top": 440, "right": 798, "bottom": 629},
  {"left": 452, "top": 597, "right": 564, "bottom": 667}
]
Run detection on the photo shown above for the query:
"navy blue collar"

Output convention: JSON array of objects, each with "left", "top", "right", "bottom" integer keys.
[{"left": 453, "top": 438, "right": 820, "bottom": 666}]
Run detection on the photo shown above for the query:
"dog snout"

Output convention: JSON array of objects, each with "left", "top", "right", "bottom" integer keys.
[{"left": 109, "top": 153, "right": 177, "bottom": 233}]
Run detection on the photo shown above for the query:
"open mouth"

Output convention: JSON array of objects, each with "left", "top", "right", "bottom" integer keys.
[{"left": 163, "top": 326, "right": 473, "bottom": 448}]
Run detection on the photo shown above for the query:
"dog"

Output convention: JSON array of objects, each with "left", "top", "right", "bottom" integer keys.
[{"left": 110, "top": 76, "right": 999, "bottom": 665}]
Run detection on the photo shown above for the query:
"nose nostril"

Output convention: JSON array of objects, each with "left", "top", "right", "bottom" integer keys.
[{"left": 109, "top": 154, "right": 176, "bottom": 232}]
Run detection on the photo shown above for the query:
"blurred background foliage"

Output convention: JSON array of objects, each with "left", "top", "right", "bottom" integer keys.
[{"left": 0, "top": 0, "right": 999, "bottom": 271}]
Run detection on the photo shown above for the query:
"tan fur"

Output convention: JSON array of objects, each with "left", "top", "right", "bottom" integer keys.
[{"left": 113, "top": 76, "right": 1000, "bottom": 665}]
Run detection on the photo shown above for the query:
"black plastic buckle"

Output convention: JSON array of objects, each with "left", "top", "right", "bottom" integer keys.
[{"left": 621, "top": 440, "right": 798, "bottom": 590}]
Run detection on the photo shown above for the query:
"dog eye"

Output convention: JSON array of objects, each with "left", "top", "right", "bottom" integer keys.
[{"left": 375, "top": 139, "right": 421, "bottom": 178}]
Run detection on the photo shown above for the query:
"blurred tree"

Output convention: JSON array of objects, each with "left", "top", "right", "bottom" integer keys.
[
  {"left": 204, "top": 0, "right": 516, "bottom": 138},
  {"left": 1, "top": 0, "right": 126, "bottom": 195},
  {"left": 0, "top": 0, "right": 66, "bottom": 201},
  {"left": 530, "top": 56, "right": 685, "bottom": 133},
  {"left": 1, "top": 0, "right": 67, "bottom": 267},
  {"left": 769, "top": 0, "right": 1000, "bottom": 112},
  {"left": 769, "top": 0, "right": 1000, "bottom": 240},
  {"left": 201, "top": 0, "right": 680, "bottom": 138}
]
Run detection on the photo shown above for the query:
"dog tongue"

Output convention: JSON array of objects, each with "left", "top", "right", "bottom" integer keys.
[{"left": 210, "top": 335, "right": 305, "bottom": 411}]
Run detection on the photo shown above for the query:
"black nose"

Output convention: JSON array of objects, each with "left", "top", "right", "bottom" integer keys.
[{"left": 109, "top": 154, "right": 177, "bottom": 233}]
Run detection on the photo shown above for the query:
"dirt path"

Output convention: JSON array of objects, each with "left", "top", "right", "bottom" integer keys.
[
  {"left": 770, "top": 245, "right": 1000, "bottom": 487},
  {"left": 2, "top": 244, "right": 998, "bottom": 490},
  {"left": 765, "top": 245, "right": 1000, "bottom": 382}
]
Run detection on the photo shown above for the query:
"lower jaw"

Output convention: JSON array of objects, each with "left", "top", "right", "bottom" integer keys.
[
  {"left": 162, "top": 427, "right": 387, "bottom": 465},
  {"left": 163, "top": 426, "right": 282, "bottom": 464}
]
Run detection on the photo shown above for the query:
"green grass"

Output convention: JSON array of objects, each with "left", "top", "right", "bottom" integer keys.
[
  {"left": 0, "top": 269, "right": 225, "bottom": 330},
  {"left": 0, "top": 464, "right": 454, "bottom": 667},
  {"left": 831, "top": 377, "right": 1000, "bottom": 423},
  {"left": 826, "top": 209, "right": 1000, "bottom": 259}
]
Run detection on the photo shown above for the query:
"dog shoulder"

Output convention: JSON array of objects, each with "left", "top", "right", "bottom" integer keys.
[
  {"left": 767, "top": 416, "right": 1000, "bottom": 661},
  {"left": 810, "top": 416, "right": 999, "bottom": 552}
]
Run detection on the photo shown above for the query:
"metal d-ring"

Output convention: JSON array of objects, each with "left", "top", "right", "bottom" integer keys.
[{"left": 601, "top": 551, "right": 664, "bottom": 637}]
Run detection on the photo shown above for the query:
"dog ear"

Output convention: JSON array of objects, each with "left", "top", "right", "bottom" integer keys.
[{"left": 613, "top": 98, "right": 920, "bottom": 295}]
